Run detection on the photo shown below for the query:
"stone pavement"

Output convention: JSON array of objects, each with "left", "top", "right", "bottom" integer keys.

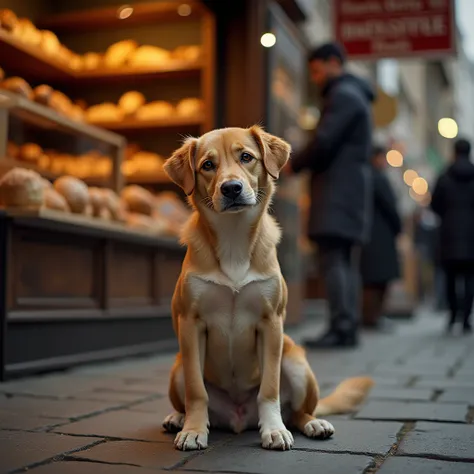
[{"left": 1, "top": 310, "right": 473, "bottom": 474}]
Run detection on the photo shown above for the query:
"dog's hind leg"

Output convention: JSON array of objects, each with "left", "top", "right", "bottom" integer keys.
[
  {"left": 281, "top": 336, "right": 335, "bottom": 440},
  {"left": 163, "top": 354, "right": 186, "bottom": 433}
]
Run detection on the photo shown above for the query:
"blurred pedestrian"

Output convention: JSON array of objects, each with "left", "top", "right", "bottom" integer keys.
[
  {"left": 360, "top": 145, "right": 401, "bottom": 332},
  {"left": 431, "top": 138, "right": 474, "bottom": 334},
  {"left": 285, "top": 42, "right": 375, "bottom": 348}
]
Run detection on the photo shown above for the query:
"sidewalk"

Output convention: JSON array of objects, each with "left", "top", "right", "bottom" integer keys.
[{"left": 1, "top": 310, "right": 473, "bottom": 474}]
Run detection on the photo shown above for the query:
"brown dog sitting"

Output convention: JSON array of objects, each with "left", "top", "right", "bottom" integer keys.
[{"left": 162, "top": 126, "right": 374, "bottom": 451}]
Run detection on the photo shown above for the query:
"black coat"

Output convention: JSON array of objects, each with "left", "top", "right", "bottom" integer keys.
[
  {"left": 431, "top": 155, "right": 474, "bottom": 264},
  {"left": 360, "top": 167, "right": 402, "bottom": 285},
  {"left": 291, "top": 73, "right": 375, "bottom": 244}
]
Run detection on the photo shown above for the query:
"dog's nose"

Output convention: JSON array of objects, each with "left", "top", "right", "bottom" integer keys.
[{"left": 221, "top": 180, "right": 243, "bottom": 199}]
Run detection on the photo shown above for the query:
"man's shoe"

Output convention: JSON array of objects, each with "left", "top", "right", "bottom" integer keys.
[{"left": 304, "top": 330, "right": 358, "bottom": 349}]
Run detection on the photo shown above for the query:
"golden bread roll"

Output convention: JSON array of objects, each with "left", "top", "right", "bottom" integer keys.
[
  {"left": 69, "top": 53, "right": 82, "bottom": 70},
  {"left": 54, "top": 175, "right": 89, "bottom": 214},
  {"left": 176, "top": 97, "right": 203, "bottom": 116},
  {"left": 129, "top": 45, "right": 170, "bottom": 68},
  {"left": 7, "top": 141, "right": 19, "bottom": 159},
  {"left": 0, "top": 167, "right": 44, "bottom": 208},
  {"left": 105, "top": 39, "right": 137, "bottom": 68},
  {"left": 0, "top": 9, "right": 18, "bottom": 32},
  {"left": 14, "top": 18, "right": 42, "bottom": 46},
  {"left": 126, "top": 213, "right": 161, "bottom": 232},
  {"left": 88, "top": 187, "right": 111, "bottom": 220},
  {"left": 100, "top": 188, "right": 125, "bottom": 222},
  {"left": 41, "top": 30, "right": 61, "bottom": 56},
  {"left": 86, "top": 103, "right": 124, "bottom": 123},
  {"left": 19, "top": 143, "right": 43, "bottom": 163},
  {"left": 136, "top": 101, "right": 174, "bottom": 121},
  {"left": 0, "top": 77, "right": 33, "bottom": 99},
  {"left": 172, "top": 45, "right": 202, "bottom": 62},
  {"left": 38, "top": 154, "right": 51, "bottom": 170},
  {"left": 49, "top": 90, "right": 73, "bottom": 116},
  {"left": 121, "top": 185, "right": 154, "bottom": 216},
  {"left": 44, "top": 187, "right": 70, "bottom": 212},
  {"left": 39, "top": 178, "right": 52, "bottom": 189},
  {"left": 69, "top": 105, "right": 85, "bottom": 122},
  {"left": 33, "top": 84, "right": 53, "bottom": 106},
  {"left": 82, "top": 52, "right": 102, "bottom": 70},
  {"left": 118, "top": 90, "right": 146, "bottom": 116}
]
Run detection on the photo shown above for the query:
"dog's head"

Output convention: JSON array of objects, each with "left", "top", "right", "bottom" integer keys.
[{"left": 164, "top": 126, "right": 291, "bottom": 213}]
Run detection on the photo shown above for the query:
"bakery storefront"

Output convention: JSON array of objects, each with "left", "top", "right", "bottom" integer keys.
[{"left": 0, "top": 0, "right": 308, "bottom": 379}]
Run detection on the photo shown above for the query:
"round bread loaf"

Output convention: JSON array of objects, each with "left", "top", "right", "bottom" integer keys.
[
  {"left": 173, "top": 45, "right": 201, "bottom": 62},
  {"left": 44, "top": 187, "right": 70, "bottom": 212},
  {"left": 101, "top": 188, "right": 125, "bottom": 221},
  {"left": 86, "top": 103, "right": 124, "bottom": 123},
  {"left": 0, "top": 167, "right": 44, "bottom": 208},
  {"left": 105, "top": 39, "right": 137, "bottom": 68},
  {"left": 0, "top": 77, "right": 33, "bottom": 99},
  {"left": 33, "top": 84, "right": 54, "bottom": 106},
  {"left": 54, "top": 176, "right": 89, "bottom": 213},
  {"left": 121, "top": 185, "right": 154, "bottom": 216},
  {"left": 0, "top": 9, "right": 18, "bottom": 32},
  {"left": 19, "top": 143, "right": 43, "bottom": 163},
  {"left": 176, "top": 98, "right": 203, "bottom": 116},
  {"left": 118, "top": 90, "right": 145, "bottom": 116},
  {"left": 41, "top": 30, "right": 61, "bottom": 56},
  {"left": 129, "top": 45, "right": 170, "bottom": 68},
  {"left": 136, "top": 101, "right": 174, "bottom": 121}
]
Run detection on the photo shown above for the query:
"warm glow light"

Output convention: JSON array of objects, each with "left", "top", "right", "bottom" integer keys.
[
  {"left": 178, "top": 4, "right": 192, "bottom": 16},
  {"left": 117, "top": 5, "right": 133, "bottom": 19},
  {"left": 412, "top": 177, "right": 428, "bottom": 195},
  {"left": 403, "top": 169, "right": 418, "bottom": 186},
  {"left": 261, "top": 33, "right": 277, "bottom": 48},
  {"left": 386, "top": 149, "right": 403, "bottom": 167},
  {"left": 409, "top": 188, "right": 423, "bottom": 201},
  {"left": 438, "top": 118, "right": 458, "bottom": 139}
]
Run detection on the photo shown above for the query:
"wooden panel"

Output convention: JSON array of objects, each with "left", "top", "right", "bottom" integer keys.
[
  {"left": 108, "top": 243, "right": 154, "bottom": 307},
  {"left": 10, "top": 228, "right": 100, "bottom": 310},
  {"left": 156, "top": 253, "right": 183, "bottom": 303}
]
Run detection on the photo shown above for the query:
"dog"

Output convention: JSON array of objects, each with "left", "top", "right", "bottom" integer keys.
[{"left": 162, "top": 126, "right": 374, "bottom": 451}]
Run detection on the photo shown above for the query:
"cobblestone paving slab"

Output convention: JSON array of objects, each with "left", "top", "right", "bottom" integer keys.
[
  {"left": 367, "top": 387, "right": 434, "bottom": 401},
  {"left": 27, "top": 461, "right": 165, "bottom": 473},
  {"left": 182, "top": 445, "right": 374, "bottom": 474},
  {"left": 355, "top": 400, "right": 469, "bottom": 422},
  {"left": 0, "top": 431, "right": 98, "bottom": 473},
  {"left": 377, "top": 457, "right": 474, "bottom": 474},
  {"left": 397, "top": 422, "right": 474, "bottom": 461},
  {"left": 438, "top": 389, "right": 474, "bottom": 404}
]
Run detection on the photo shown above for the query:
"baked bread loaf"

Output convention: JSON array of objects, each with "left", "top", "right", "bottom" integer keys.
[
  {"left": 54, "top": 176, "right": 89, "bottom": 214},
  {"left": 14, "top": 18, "right": 42, "bottom": 46},
  {"left": 101, "top": 188, "right": 125, "bottom": 222},
  {"left": 81, "top": 52, "right": 102, "bottom": 70},
  {"left": 176, "top": 97, "right": 203, "bottom": 116},
  {"left": 86, "top": 103, "right": 124, "bottom": 122},
  {"left": 44, "top": 187, "right": 70, "bottom": 212},
  {"left": 173, "top": 45, "right": 201, "bottom": 62},
  {"left": 0, "top": 9, "right": 18, "bottom": 32},
  {"left": 19, "top": 143, "right": 43, "bottom": 163},
  {"left": 136, "top": 101, "right": 174, "bottom": 121},
  {"left": 50, "top": 90, "right": 73, "bottom": 117},
  {"left": 0, "top": 77, "right": 33, "bottom": 99},
  {"left": 118, "top": 90, "right": 145, "bottom": 116},
  {"left": 41, "top": 30, "right": 61, "bottom": 56},
  {"left": 121, "top": 185, "right": 154, "bottom": 216},
  {"left": 88, "top": 187, "right": 112, "bottom": 220},
  {"left": 33, "top": 84, "right": 53, "bottom": 106},
  {"left": 0, "top": 167, "right": 44, "bottom": 208},
  {"left": 129, "top": 45, "right": 170, "bottom": 68},
  {"left": 105, "top": 39, "right": 137, "bottom": 68}
]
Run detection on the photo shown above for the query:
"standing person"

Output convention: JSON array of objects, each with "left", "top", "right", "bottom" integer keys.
[
  {"left": 431, "top": 138, "right": 474, "bottom": 334},
  {"left": 285, "top": 42, "right": 375, "bottom": 348},
  {"left": 360, "top": 145, "right": 402, "bottom": 332}
]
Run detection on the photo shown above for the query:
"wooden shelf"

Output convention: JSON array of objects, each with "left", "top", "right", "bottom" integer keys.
[
  {"left": 0, "top": 30, "right": 72, "bottom": 82},
  {"left": 125, "top": 170, "right": 171, "bottom": 185},
  {"left": 37, "top": 1, "right": 206, "bottom": 33},
  {"left": 88, "top": 115, "right": 204, "bottom": 133}
]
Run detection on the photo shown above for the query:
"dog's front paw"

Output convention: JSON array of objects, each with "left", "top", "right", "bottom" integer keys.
[
  {"left": 303, "top": 419, "right": 335, "bottom": 439},
  {"left": 261, "top": 428, "right": 294, "bottom": 450},
  {"left": 174, "top": 429, "right": 208, "bottom": 450},
  {"left": 163, "top": 412, "right": 185, "bottom": 433}
]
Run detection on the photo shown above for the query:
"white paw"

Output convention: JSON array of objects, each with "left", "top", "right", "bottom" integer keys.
[
  {"left": 163, "top": 412, "right": 185, "bottom": 433},
  {"left": 261, "top": 428, "right": 294, "bottom": 450},
  {"left": 303, "top": 419, "right": 335, "bottom": 439},
  {"left": 174, "top": 430, "right": 208, "bottom": 451}
]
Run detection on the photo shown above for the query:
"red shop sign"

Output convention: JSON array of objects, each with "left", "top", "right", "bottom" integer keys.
[{"left": 333, "top": 0, "right": 456, "bottom": 59}]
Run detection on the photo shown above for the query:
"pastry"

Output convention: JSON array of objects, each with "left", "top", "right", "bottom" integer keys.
[
  {"left": 54, "top": 176, "right": 89, "bottom": 214},
  {"left": 44, "top": 187, "right": 70, "bottom": 212},
  {"left": 86, "top": 102, "right": 124, "bottom": 122},
  {"left": 33, "top": 84, "right": 53, "bottom": 106},
  {"left": 0, "top": 9, "right": 18, "bottom": 32},
  {"left": 176, "top": 97, "right": 203, "bottom": 116},
  {"left": 49, "top": 90, "right": 73, "bottom": 117},
  {"left": 19, "top": 143, "right": 43, "bottom": 164},
  {"left": 0, "top": 167, "right": 44, "bottom": 208},
  {"left": 41, "top": 30, "right": 61, "bottom": 56},
  {"left": 81, "top": 52, "right": 102, "bottom": 70},
  {"left": 118, "top": 90, "right": 145, "bottom": 116},
  {"left": 88, "top": 187, "right": 111, "bottom": 220},
  {"left": 69, "top": 53, "right": 83, "bottom": 70},
  {"left": 104, "top": 39, "right": 137, "bottom": 68},
  {"left": 129, "top": 45, "right": 170, "bottom": 68},
  {"left": 121, "top": 185, "right": 154, "bottom": 216},
  {"left": 173, "top": 45, "right": 201, "bottom": 62},
  {"left": 13, "top": 18, "right": 42, "bottom": 46},
  {"left": 136, "top": 101, "right": 174, "bottom": 121},
  {"left": 0, "top": 77, "right": 33, "bottom": 99}
]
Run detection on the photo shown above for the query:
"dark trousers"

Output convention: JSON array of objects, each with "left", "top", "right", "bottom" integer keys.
[
  {"left": 317, "top": 237, "right": 360, "bottom": 333},
  {"left": 444, "top": 262, "right": 474, "bottom": 325}
]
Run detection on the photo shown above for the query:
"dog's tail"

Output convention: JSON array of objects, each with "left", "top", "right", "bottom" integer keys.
[{"left": 314, "top": 376, "right": 374, "bottom": 416}]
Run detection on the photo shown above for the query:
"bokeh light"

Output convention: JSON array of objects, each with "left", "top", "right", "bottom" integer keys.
[
  {"left": 260, "top": 33, "right": 277, "bottom": 48},
  {"left": 386, "top": 149, "right": 403, "bottom": 167},
  {"left": 438, "top": 118, "right": 458, "bottom": 139},
  {"left": 412, "top": 177, "right": 428, "bottom": 195},
  {"left": 403, "top": 169, "right": 418, "bottom": 186}
]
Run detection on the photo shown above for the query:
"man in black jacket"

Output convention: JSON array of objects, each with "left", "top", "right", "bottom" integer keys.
[
  {"left": 286, "top": 42, "right": 374, "bottom": 348},
  {"left": 431, "top": 138, "right": 474, "bottom": 334}
]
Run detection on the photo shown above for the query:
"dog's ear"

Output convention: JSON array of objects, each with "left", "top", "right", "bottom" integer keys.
[
  {"left": 249, "top": 125, "right": 291, "bottom": 179},
  {"left": 164, "top": 137, "right": 198, "bottom": 195}
]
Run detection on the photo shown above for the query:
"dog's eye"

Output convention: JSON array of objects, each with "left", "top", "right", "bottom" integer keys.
[
  {"left": 240, "top": 152, "right": 254, "bottom": 164},
  {"left": 201, "top": 160, "right": 215, "bottom": 171}
]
